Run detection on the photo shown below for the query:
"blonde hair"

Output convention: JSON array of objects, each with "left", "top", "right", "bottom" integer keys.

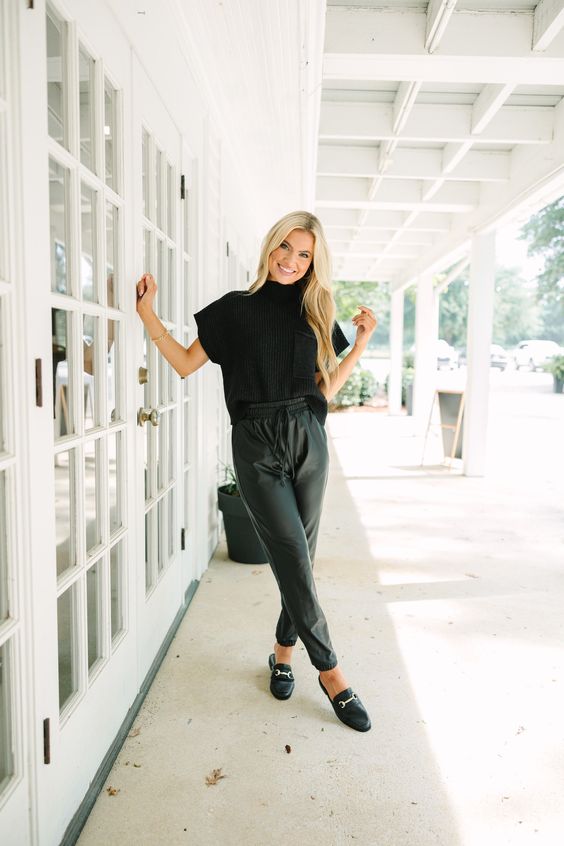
[{"left": 248, "top": 211, "right": 339, "bottom": 392}]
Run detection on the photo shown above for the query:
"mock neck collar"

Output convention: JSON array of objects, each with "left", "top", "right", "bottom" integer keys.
[{"left": 261, "top": 277, "right": 307, "bottom": 302}]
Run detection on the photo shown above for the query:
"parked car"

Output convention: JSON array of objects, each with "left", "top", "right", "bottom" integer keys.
[
  {"left": 514, "top": 340, "right": 563, "bottom": 371},
  {"left": 490, "top": 344, "right": 508, "bottom": 370},
  {"left": 437, "top": 339, "right": 459, "bottom": 369},
  {"left": 455, "top": 345, "right": 508, "bottom": 369}
]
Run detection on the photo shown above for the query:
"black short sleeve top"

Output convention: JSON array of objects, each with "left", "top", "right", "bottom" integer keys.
[{"left": 193, "top": 277, "right": 350, "bottom": 426}]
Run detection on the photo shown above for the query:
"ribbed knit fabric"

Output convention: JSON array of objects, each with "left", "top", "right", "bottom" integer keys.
[{"left": 193, "top": 277, "right": 350, "bottom": 426}]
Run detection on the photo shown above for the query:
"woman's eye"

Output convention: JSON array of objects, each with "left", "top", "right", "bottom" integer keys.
[{"left": 280, "top": 243, "right": 289, "bottom": 250}]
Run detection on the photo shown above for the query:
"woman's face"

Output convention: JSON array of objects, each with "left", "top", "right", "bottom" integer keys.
[{"left": 267, "top": 228, "right": 314, "bottom": 285}]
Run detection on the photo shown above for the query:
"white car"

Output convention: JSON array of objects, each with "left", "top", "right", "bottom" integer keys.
[
  {"left": 437, "top": 339, "right": 459, "bottom": 370},
  {"left": 514, "top": 340, "right": 563, "bottom": 371}
]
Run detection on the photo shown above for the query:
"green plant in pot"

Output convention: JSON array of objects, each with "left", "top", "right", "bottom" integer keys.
[
  {"left": 544, "top": 354, "right": 564, "bottom": 393},
  {"left": 217, "top": 462, "right": 269, "bottom": 564}
]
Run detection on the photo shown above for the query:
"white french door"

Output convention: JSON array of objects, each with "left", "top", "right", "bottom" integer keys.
[
  {"left": 133, "top": 57, "right": 186, "bottom": 680},
  {"left": 0, "top": 1, "right": 33, "bottom": 843},
  {"left": 8, "top": 2, "right": 199, "bottom": 841},
  {"left": 24, "top": 4, "right": 138, "bottom": 843}
]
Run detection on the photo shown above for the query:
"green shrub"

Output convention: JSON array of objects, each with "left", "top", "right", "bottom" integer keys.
[
  {"left": 333, "top": 366, "right": 377, "bottom": 407},
  {"left": 544, "top": 354, "right": 564, "bottom": 380},
  {"left": 384, "top": 354, "right": 414, "bottom": 406}
]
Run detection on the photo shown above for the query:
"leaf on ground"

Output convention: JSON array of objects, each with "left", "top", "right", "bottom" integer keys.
[
  {"left": 133, "top": 763, "right": 142, "bottom": 768},
  {"left": 285, "top": 744, "right": 291, "bottom": 754},
  {"left": 465, "top": 573, "right": 479, "bottom": 579},
  {"left": 128, "top": 727, "right": 141, "bottom": 737},
  {"left": 205, "top": 767, "right": 226, "bottom": 786},
  {"left": 106, "top": 786, "right": 120, "bottom": 796}
]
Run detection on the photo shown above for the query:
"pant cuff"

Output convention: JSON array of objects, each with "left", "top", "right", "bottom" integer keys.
[
  {"left": 276, "top": 639, "right": 297, "bottom": 647},
  {"left": 315, "top": 661, "right": 338, "bottom": 672}
]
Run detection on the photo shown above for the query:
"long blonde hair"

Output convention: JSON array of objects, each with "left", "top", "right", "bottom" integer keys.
[{"left": 248, "top": 211, "right": 339, "bottom": 391}]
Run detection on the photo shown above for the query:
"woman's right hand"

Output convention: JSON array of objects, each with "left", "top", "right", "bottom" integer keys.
[{"left": 136, "top": 272, "right": 157, "bottom": 317}]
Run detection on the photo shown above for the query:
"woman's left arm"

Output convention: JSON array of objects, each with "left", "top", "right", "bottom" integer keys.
[{"left": 317, "top": 306, "right": 378, "bottom": 402}]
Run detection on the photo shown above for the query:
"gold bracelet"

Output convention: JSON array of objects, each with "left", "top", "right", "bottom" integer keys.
[{"left": 151, "top": 329, "right": 170, "bottom": 343}]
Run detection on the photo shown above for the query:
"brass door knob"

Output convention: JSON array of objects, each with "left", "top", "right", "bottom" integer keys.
[{"left": 137, "top": 407, "right": 160, "bottom": 427}]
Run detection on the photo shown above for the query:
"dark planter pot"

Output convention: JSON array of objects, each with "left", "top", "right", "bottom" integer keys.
[
  {"left": 553, "top": 376, "right": 564, "bottom": 393},
  {"left": 406, "top": 382, "right": 414, "bottom": 415},
  {"left": 217, "top": 485, "right": 268, "bottom": 564}
]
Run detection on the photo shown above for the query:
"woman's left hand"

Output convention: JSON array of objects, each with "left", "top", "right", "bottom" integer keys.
[{"left": 352, "top": 306, "right": 378, "bottom": 351}]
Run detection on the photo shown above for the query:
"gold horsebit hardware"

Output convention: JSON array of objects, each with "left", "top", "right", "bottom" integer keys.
[
  {"left": 339, "top": 693, "right": 358, "bottom": 709},
  {"left": 273, "top": 669, "right": 294, "bottom": 679}
]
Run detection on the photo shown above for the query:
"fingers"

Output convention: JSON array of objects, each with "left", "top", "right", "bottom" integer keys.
[{"left": 136, "top": 272, "right": 156, "bottom": 297}]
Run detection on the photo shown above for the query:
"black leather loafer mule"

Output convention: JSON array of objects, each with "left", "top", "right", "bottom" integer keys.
[
  {"left": 318, "top": 676, "right": 371, "bottom": 732},
  {"left": 268, "top": 653, "right": 295, "bottom": 700}
]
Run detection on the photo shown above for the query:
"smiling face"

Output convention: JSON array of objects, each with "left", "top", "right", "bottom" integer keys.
[{"left": 267, "top": 228, "right": 315, "bottom": 285}]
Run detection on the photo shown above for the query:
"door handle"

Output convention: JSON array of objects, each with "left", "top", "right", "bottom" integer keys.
[{"left": 137, "top": 407, "right": 160, "bottom": 427}]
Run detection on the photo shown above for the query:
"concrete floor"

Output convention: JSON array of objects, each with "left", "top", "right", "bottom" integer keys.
[{"left": 78, "top": 370, "right": 564, "bottom": 846}]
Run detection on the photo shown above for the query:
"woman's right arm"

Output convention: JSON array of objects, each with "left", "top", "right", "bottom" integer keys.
[{"left": 136, "top": 273, "right": 209, "bottom": 378}]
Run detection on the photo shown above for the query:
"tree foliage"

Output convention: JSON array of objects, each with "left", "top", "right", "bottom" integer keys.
[
  {"left": 438, "top": 266, "right": 539, "bottom": 349},
  {"left": 333, "top": 279, "right": 389, "bottom": 350},
  {"left": 519, "top": 196, "right": 564, "bottom": 318}
]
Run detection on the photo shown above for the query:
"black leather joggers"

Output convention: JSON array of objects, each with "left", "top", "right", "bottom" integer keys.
[{"left": 231, "top": 397, "right": 338, "bottom": 671}]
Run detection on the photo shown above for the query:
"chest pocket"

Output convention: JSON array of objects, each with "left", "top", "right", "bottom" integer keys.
[{"left": 293, "top": 328, "right": 318, "bottom": 378}]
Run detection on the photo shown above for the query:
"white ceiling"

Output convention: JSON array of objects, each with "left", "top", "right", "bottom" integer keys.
[{"left": 315, "top": 0, "right": 564, "bottom": 288}]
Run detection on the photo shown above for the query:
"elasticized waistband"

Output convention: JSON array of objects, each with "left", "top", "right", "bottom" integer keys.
[
  {"left": 241, "top": 398, "right": 309, "bottom": 486},
  {"left": 242, "top": 397, "right": 309, "bottom": 419}
]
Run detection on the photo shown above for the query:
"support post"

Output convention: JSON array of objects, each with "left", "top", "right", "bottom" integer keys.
[
  {"left": 412, "top": 274, "right": 437, "bottom": 433},
  {"left": 388, "top": 288, "right": 404, "bottom": 415},
  {"left": 463, "top": 231, "right": 496, "bottom": 476}
]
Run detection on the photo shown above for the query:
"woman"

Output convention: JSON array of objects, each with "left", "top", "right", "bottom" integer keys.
[{"left": 136, "top": 211, "right": 377, "bottom": 732}]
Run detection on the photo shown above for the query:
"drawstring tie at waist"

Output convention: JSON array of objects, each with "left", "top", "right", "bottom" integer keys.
[{"left": 243, "top": 398, "right": 309, "bottom": 486}]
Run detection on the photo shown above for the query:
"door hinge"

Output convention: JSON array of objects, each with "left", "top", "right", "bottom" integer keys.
[
  {"left": 226, "top": 241, "right": 229, "bottom": 257},
  {"left": 35, "top": 358, "right": 43, "bottom": 407},
  {"left": 180, "top": 174, "right": 185, "bottom": 200},
  {"left": 43, "top": 718, "right": 51, "bottom": 764},
  {"left": 180, "top": 528, "right": 185, "bottom": 550},
  {"left": 28, "top": 0, "right": 35, "bottom": 8}
]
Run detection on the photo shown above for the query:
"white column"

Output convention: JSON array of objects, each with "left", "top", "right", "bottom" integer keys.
[
  {"left": 463, "top": 231, "right": 496, "bottom": 476},
  {"left": 388, "top": 288, "right": 404, "bottom": 415},
  {"left": 412, "top": 274, "right": 437, "bottom": 433}
]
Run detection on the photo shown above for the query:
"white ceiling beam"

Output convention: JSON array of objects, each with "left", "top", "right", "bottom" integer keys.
[
  {"left": 324, "top": 6, "right": 564, "bottom": 61},
  {"left": 434, "top": 256, "right": 470, "bottom": 294},
  {"left": 331, "top": 249, "right": 422, "bottom": 260},
  {"left": 318, "top": 144, "right": 510, "bottom": 182},
  {"left": 393, "top": 81, "right": 421, "bottom": 134},
  {"left": 324, "top": 227, "right": 440, "bottom": 245},
  {"left": 317, "top": 208, "right": 453, "bottom": 230},
  {"left": 425, "top": 0, "right": 458, "bottom": 54},
  {"left": 442, "top": 141, "right": 473, "bottom": 174},
  {"left": 317, "top": 201, "right": 474, "bottom": 215},
  {"left": 533, "top": 0, "right": 564, "bottom": 51},
  {"left": 392, "top": 99, "right": 564, "bottom": 289},
  {"left": 319, "top": 102, "right": 554, "bottom": 144},
  {"left": 323, "top": 54, "right": 564, "bottom": 86},
  {"left": 317, "top": 176, "right": 479, "bottom": 206},
  {"left": 471, "top": 83, "right": 514, "bottom": 134}
]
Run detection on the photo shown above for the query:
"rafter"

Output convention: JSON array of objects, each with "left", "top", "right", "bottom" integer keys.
[
  {"left": 319, "top": 102, "right": 554, "bottom": 144},
  {"left": 533, "top": 0, "right": 564, "bottom": 51},
  {"left": 317, "top": 145, "right": 510, "bottom": 182},
  {"left": 316, "top": 177, "right": 478, "bottom": 213},
  {"left": 425, "top": 0, "right": 459, "bottom": 53},
  {"left": 324, "top": 6, "right": 564, "bottom": 63}
]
